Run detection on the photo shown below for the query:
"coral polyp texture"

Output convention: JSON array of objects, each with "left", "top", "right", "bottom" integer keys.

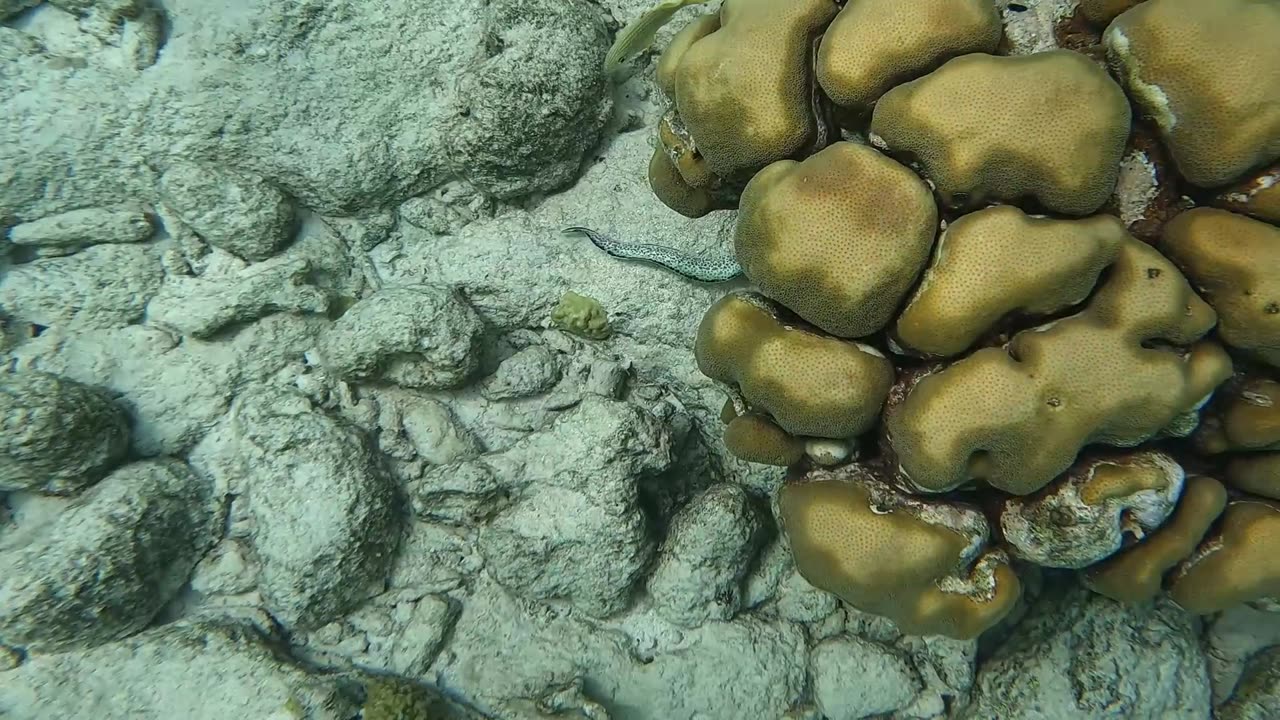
[
  {"left": 661, "top": 0, "right": 836, "bottom": 179},
  {"left": 643, "top": 0, "right": 1280, "bottom": 639},
  {"left": 1079, "top": 0, "right": 1145, "bottom": 25},
  {"left": 815, "top": 0, "right": 1002, "bottom": 114},
  {"left": 893, "top": 206, "right": 1125, "bottom": 357},
  {"left": 1213, "top": 163, "right": 1280, "bottom": 224},
  {"left": 884, "top": 236, "right": 1230, "bottom": 496},
  {"left": 778, "top": 464, "right": 1021, "bottom": 640},
  {"left": 870, "top": 50, "right": 1132, "bottom": 215},
  {"left": 694, "top": 292, "right": 893, "bottom": 441},
  {"left": 1160, "top": 207, "right": 1280, "bottom": 367},
  {"left": 1166, "top": 498, "right": 1280, "bottom": 613},
  {"left": 734, "top": 141, "right": 937, "bottom": 338},
  {"left": 1103, "top": 0, "right": 1280, "bottom": 188}
]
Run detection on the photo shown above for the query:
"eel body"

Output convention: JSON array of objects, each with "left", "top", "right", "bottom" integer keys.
[{"left": 563, "top": 226, "right": 741, "bottom": 282}]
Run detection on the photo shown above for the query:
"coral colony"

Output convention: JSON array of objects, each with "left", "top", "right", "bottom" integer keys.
[{"left": 610, "top": 0, "right": 1280, "bottom": 638}]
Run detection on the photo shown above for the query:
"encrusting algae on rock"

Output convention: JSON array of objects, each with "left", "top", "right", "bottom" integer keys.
[{"left": 550, "top": 290, "right": 611, "bottom": 340}]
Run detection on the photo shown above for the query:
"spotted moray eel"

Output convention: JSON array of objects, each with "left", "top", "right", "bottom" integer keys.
[{"left": 562, "top": 226, "right": 742, "bottom": 282}]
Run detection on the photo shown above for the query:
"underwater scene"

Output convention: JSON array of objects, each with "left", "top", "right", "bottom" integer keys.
[{"left": 1, "top": 0, "right": 1279, "bottom": 717}]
